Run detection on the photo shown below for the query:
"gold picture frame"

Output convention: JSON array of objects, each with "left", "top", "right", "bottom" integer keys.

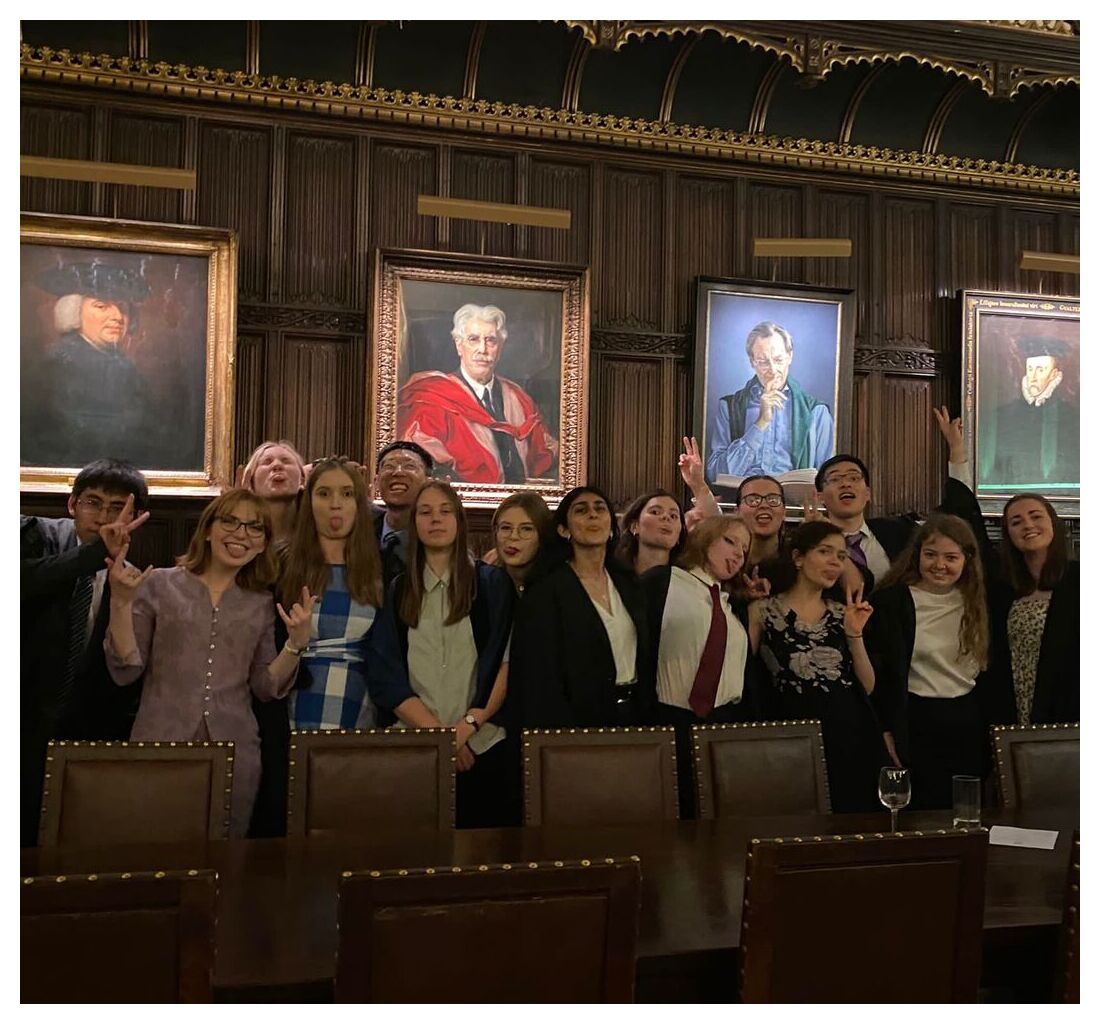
[
  {"left": 20, "top": 212, "right": 237, "bottom": 497},
  {"left": 369, "top": 249, "right": 590, "bottom": 508}
]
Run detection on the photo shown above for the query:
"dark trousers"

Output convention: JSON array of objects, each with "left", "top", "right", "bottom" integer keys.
[
  {"left": 656, "top": 700, "right": 756, "bottom": 819},
  {"left": 457, "top": 732, "right": 522, "bottom": 829},
  {"left": 906, "top": 689, "right": 986, "bottom": 811},
  {"left": 248, "top": 696, "right": 290, "bottom": 837}
]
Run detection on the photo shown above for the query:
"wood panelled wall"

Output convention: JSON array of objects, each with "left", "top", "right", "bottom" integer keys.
[{"left": 21, "top": 84, "right": 1079, "bottom": 563}]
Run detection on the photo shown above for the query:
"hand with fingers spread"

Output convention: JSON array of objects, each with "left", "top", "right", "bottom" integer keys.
[
  {"left": 843, "top": 582, "right": 873, "bottom": 639},
  {"left": 801, "top": 495, "right": 825, "bottom": 523},
  {"left": 678, "top": 435, "right": 706, "bottom": 491},
  {"left": 105, "top": 542, "right": 154, "bottom": 602},
  {"left": 932, "top": 405, "right": 965, "bottom": 463},
  {"left": 98, "top": 494, "right": 151, "bottom": 559},
  {"left": 740, "top": 564, "right": 771, "bottom": 600},
  {"left": 277, "top": 585, "right": 319, "bottom": 651}
]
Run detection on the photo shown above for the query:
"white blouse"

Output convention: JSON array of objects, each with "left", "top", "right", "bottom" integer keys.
[
  {"left": 590, "top": 571, "right": 638, "bottom": 685},
  {"left": 907, "top": 586, "right": 979, "bottom": 699}
]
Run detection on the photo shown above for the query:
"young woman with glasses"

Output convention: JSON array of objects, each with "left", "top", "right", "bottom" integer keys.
[
  {"left": 489, "top": 491, "right": 555, "bottom": 595},
  {"left": 104, "top": 488, "right": 315, "bottom": 837}
]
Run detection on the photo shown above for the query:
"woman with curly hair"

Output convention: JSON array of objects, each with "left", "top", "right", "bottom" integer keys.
[{"left": 747, "top": 520, "right": 887, "bottom": 812}]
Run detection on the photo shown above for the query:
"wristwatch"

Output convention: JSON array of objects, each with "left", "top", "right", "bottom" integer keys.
[{"left": 463, "top": 714, "right": 480, "bottom": 731}]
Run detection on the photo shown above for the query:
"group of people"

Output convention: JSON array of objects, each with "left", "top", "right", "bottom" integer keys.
[{"left": 21, "top": 407, "right": 1078, "bottom": 844}]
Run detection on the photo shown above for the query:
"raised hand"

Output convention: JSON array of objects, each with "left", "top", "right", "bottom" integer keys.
[
  {"left": 756, "top": 385, "right": 786, "bottom": 428},
  {"left": 740, "top": 565, "right": 771, "bottom": 600},
  {"left": 105, "top": 542, "right": 154, "bottom": 602},
  {"left": 843, "top": 582, "right": 873, "bottom": 637},
  {"left": 98, "top": 494, "right": 151, "bottom": 559},
  {"left": 277, "top": 586, "right": 319, "bottom": 649},
  {"left": 801, "top": 495, "right": 824, "bottom": 523},
  {"left": 678, "top": 436, "right": 706, "bottom": 490},
  {"left": 684, "top": 506, "right": 706, "bottom": 532},
  {"left": 932, "top": 405, "right": 965, "bottom": 463}
]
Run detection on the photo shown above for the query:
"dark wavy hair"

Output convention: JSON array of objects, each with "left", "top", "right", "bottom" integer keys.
[
  {"left": 552, "top": 485, "right": 619, "bottom": 564},
  {"left": 1001, "top": 494, "right": 1069, "bottom": 595},
  {"left": 770, "top": 520, "right": 844, "bottom": 594},
  {"left": 614, "top": 489, "right": 686, "bottom": 571}
]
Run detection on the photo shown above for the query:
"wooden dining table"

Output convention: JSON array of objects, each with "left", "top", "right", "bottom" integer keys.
[{"left": 22, "top": 807, "right": 1076, "bottom": 1001}]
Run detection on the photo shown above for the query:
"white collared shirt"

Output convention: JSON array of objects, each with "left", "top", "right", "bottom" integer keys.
[
  {"left": 460, "top": 366, "right": 496, "bottom": 405},
  {"left": 657, "top": 567, "right": 747, "bottom": 710},
  {"left": 846, "top": 521, "right": 891, "bottom": 584},
  {"left": 589, "top": 571, "right": 637, "bottom": 684}
]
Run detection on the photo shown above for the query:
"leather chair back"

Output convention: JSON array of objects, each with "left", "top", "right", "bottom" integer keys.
[
  {"left": 692, "top": 720, "right": 830, "bottom": 818},
  {"left": 22, "top": 869, "right": 216, "bottom": 1002},
  {"left": 740, "top": 830, "right": 988, "bottom": 1002},
  {"left": 336, "top": 858, "right": 641, "bottom": 1002},
  {"left": 1054, "top": 832, "right": 1080, "bottom": 1002},
  {"left": 522, "top": 727, "right": 678, "bottom": 826},
  {"left": 39, "top": 741, "right": 234, "bottom": 847},
  {"left": 992, "top": 723, "right": 1079, "bottom": 809},
  {"left": 287, "top": 728, "right": 455, "bottom": 836}
]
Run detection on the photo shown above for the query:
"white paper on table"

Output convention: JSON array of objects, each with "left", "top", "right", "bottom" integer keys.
[{"left": 988, "top": 825, "right": 1059, "bottom": 850}]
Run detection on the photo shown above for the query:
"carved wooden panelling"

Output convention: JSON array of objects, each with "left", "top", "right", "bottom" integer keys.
[
  {"left": 104, "top": 112, "right": 183, "bottom": 222},
  {"left": 1011, "top": 209, "right": 1059, "bottom": 295},
  {"left": 197, "top": 123, "right": 272, "bottom": 302},
  {"left": 748, "top": 182, "right": 804, "bottom": 286},
  {"left": 527, "top": 159, "right": 590, "bottom": 266},
  {"left": 883, "top": 198, "right": 935, "bottom": 347},
  {"left": 674, "top": 176, "right": 735, "bottom": 332},
  {"left": 598, "top": 168, "right": 663, "bottom": 330},
  {"left": 369, "top": 142, "right": 438, "bottom": 251},
  {"left": 948, "top": 204, "right": 997, "bottom": 295},
  {"left": 267, "top": 335, "right": 364, "bottom": 463},
  {"left": 20, "top": 103, "right": 94, "bottom": 214},
  {"left": 449, "top": 149, "right": 515, "bottom": 256},
  {"left": 880, "top": 376, "right": 938, "bottom": 515},
  {"left": 283, "top": 133, "right": 357, "bottom": 308},
  {"left": 588, "top": 355, "right": 666, "bottom": 506},
  {"left": 813, "top": 190, "right": 871, "bottom": 345},
  {"left": 233, "top": 331, "right": 267, "bottom": 467}
]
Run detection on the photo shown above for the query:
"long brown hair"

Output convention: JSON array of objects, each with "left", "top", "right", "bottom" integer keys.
[
  {"left": 400, "top": 480, "right": 475, "bottom": 628},
  {"left": 879, "top": 514, "right": 989, "bottom": 670},
  {"left": 279, "top": 457, "right": 383, "bottom": 608},
  {"left": 1001, "top": 494, "right": 1068, "bottom": 595},
  {"left": 492, "top": 491, "right": 555, "bottom": 550},
  {"left": 177, "top": 489, "right": 278, "bottom": 593},
  {"left": 614, "top": 489, "right": 686, "bottom": 570}
]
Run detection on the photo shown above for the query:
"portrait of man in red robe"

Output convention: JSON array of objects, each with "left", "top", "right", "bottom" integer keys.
[{"left": 396, "top": 303, "right": 559, "bottom": 484}]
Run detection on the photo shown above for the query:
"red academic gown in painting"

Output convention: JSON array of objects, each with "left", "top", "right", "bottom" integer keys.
[{"left": 397, "top": 371, "right": 558, "bottom": 483}]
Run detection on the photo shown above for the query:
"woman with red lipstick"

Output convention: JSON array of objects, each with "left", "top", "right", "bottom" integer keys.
[
  {"left": 368, "top": 480, "right": 516, "bottom": 827},
  {"left": 870, "top": 515, "right": 995, "bottom": 809},
  {"left": 615, "top": 490, "right": 687, "bottom": 576},
  {"left": 280, "top": 457, "right": 385, "bottom": 732},
  {"left": 104, "top": 489, "right": 315, "bottom": 837},
  {"left": 490, "top": 491, "right": 555, "bottom": 595},
  {"left": 748, "top": 520, "right": 887, "bottom": 812}
]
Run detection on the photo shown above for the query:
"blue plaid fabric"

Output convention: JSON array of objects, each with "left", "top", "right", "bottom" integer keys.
[{"left": 289, "top": 566, "right": 378, "bottom": 730}]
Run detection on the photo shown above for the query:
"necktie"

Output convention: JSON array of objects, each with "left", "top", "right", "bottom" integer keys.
[
  {"left": 480, "top": 387, "right": 498, "bottom": 421},
  {"left": 61, "top": 574, "right": 95, "bottom": 703},
  {"left": 688, "top": 583, "right": 728, "bottom": 719},
  {"left": 845, "top": 532, "right": 867, "bottom": 570}
]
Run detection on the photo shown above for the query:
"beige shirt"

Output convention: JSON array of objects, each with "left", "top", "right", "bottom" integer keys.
[
  {"left": 401, "top": 565, "right": 504, "bottom": 754},
  {"left": 907, "top": 587, "right": 979, "bottom": 698}
]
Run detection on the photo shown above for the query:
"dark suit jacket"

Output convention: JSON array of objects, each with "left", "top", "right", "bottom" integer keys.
[
  {"left": 372, "top": 506, "right": 409, "bottom": 588},
  {"left": 512, "top": 561, "right": 655, "bottom": 728}
]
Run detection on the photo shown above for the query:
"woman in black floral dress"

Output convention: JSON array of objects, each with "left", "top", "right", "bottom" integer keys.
[{"left": 748, "top": 521, "right": 889, "bottom": 812}]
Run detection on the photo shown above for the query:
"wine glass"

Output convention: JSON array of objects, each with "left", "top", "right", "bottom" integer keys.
[{"left": 878, "top": 767, "right": 911, "bottom": 832}]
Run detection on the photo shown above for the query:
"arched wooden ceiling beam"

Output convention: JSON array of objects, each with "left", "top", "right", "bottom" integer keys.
[
  {"left": 838, "top": 62, "right": 886, "bottom": 144},
  {"left": 561, "top": 32, "right": 590, "bottom": 112},
  {"left": 922, "top": 77, "right": 969, "bottom": 154},
  {"left": 463, "top": 21, "right": 486, "bottom": 100},
  {"left": 658, "top": 36, "right": 697, "bottom": 123},
  {"left": 1005, "top": 89, "right": 1053, "bottom": 164},
  {"left": 748, "top": 57, "right": 788, "bottom": 135}
]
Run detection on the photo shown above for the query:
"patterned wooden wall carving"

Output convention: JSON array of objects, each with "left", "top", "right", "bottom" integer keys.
[{"left": 19, "top": 83, "right": 1079, "bottom": 563}]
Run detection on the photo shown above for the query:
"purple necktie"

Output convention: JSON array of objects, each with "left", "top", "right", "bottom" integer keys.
[{"left": 845, "top": 532, "right": 867, "bottom": 570}]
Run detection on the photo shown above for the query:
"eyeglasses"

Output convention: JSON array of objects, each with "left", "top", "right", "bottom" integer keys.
[
  {"left": 823, "top": 470, "right": 865, "bottom": 487},
  {"left": 379, "top": 457, "right": 424, "bottom": 474},
  {"left": 750, "top": 354, "right": 790, "bottom": 371},
  {"left": 75, "top": 496, "right": 129, "bottom": 517},
  {"left": 495, "top": 523, "right": 537, "bottom": 539},
  {"left": 215, "top": 514, "right": 266, "bottom": 539},
  {"left": 739, "top": 493, "right": 784, "bottom": 508}
]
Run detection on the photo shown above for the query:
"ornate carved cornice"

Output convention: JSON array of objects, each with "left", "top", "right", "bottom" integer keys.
[
  {"left": 591, "top": 327, "right": 687, "bottom": 356},
  {"left": 562, "top": 20, "right": 1078, "bottom": 99},
  {"left": 853, "top": 340, "right": 941, "bottom": 377},
  {"left": 237, "top": 304, "right": 365, "bottom": 333},
  {"left": 20, "top": 45, "right": 1078, "bottom": 197}
]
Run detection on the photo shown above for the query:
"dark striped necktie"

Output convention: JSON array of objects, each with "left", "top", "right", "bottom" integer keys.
[{"left": 62, "top": 574, "right": 95, "bottom": 693}]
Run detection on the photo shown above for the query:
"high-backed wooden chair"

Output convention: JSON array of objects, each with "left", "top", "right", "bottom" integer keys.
[
  {"left": 336, "top": 857, "right": 641, "bottom": 1002},
  {"left": 21, "top": 869, "right": 217, "bottom": 1002},
  {"left": 39, "top": 740, "right": 234, "bottom": 847},
  {"left": 992, "top": 723, "right": 1079, "bottom": 809},
  {"left": 740, "top": 829, "right": 988, "bottom": 1002},
  {"left": 521, "top": 727, "right": 678, "bottom": 826},
  {"left": 1054, "top": 832, "right": 1080, "bottom": 1003},
  {"left": 691, "top": 720, "right": 830, "bottom": 818},
  {"left": 287, "top": 728, "right": 455, "bottom": 836}
]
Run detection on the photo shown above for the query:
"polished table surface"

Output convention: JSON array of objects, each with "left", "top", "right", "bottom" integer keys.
[{"left": 22, "top": 808, "right": 1076, "bottom": 992}]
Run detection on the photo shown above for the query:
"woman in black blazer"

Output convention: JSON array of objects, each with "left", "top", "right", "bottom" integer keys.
[{"left": 513, "top": 485, "right": 654, "bottom": 729}]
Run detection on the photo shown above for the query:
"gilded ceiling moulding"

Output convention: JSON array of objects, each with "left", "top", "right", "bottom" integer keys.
[{"left": 20, "top": 45, "right": 1078, "bottom": 197}]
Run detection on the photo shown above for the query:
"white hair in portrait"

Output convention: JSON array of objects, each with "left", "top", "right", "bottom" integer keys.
[
  {"left": 451, "top": 303, "right": 508, "bottom": 344},
  {"left": 53, "top": 294, "right": 84, "bottom": 333}
]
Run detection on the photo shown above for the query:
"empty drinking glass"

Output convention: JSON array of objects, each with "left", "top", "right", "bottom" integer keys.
[{"left": 878, "top": 767, "right": 911, "bottom": 832}]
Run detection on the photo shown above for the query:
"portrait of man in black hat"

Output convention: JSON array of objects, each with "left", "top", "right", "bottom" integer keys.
[
  {"left": 978, "top": 333, "right": 1079, "bottom": 491},
  {"left": 21, "top": 248, "right": 208, "bottom": 472}
]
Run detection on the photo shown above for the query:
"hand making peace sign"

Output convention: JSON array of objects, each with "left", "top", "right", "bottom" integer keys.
[
  {"left": 99, "top": 494, "right": 151, "bottom": 559},
  {"left": 843, "top": 582, "right": 873, "bottom": 638}
]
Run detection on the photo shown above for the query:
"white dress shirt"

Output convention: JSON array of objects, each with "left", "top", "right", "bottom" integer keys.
[{"left": 590, "top": 571, "right": 638, "bottom": 685}]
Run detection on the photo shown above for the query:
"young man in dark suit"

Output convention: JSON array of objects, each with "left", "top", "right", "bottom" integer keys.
[
  {"left": 371, "top": 440, "right": 433, "bottom": 586},
  {"left": 20, "top": 459, "right": 150, "bottom": 846}
]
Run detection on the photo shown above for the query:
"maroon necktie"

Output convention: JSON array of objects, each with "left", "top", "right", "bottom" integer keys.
[{"left": 688, "top": 583, "right": 727, "bottom": 718}]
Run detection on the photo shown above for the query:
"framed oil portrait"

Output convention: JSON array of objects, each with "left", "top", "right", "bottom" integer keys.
[
  {"left": 962, "top": 290, "right": 1080, "bottom": 517},
  {"left": 20, "top": 213, "right": 237, "bottom": 496},
  {"left": 693, "top": 277, "right": 854, "bottom": 506},
  {"left": 369, "top": 249, "right": 590, "bottom": 507}
]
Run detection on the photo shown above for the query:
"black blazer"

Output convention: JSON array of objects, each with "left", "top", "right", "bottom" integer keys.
[
  {"left": 512, "top": 561, "right": 655, "bottom": 728},
  {"left": 371, "top": 506, "right": 409, "bottom": 589}
]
